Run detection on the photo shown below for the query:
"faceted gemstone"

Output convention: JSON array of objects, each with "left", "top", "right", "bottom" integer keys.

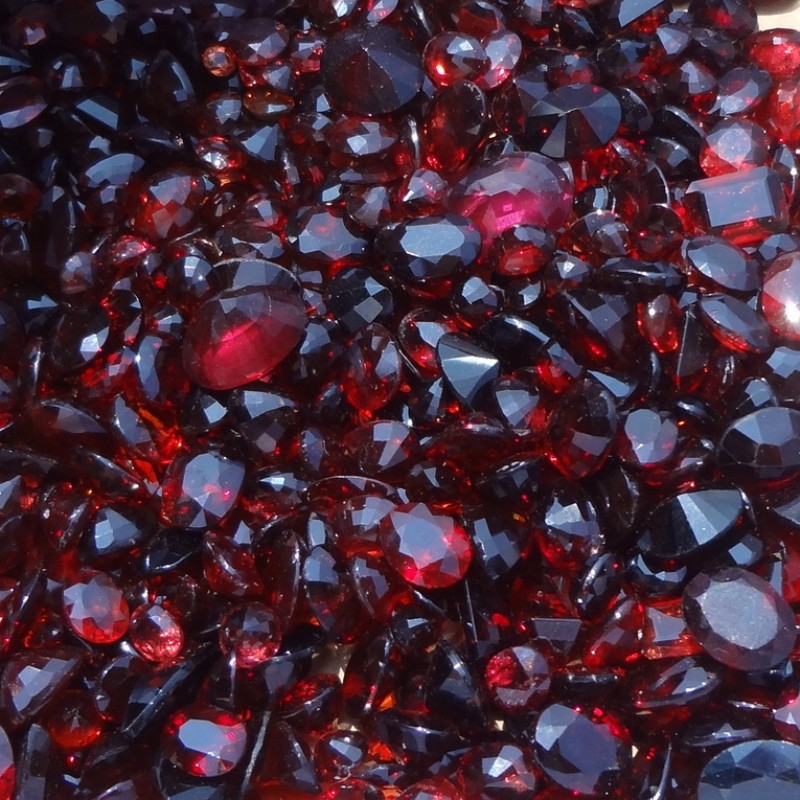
[
  {"left": 682, "top": 236, "right": 759, "bottom": 293},
  {"left": 774, "top": 689, "right": 800, "bottom": 744},
  {"left": 303, "top": 545, "right": 363, "bottom": 643},
  {"left": 343, "top": 324, "right": 403, "bottom": 412},
  {"left": 133, "top": 168, "right": 206, "bottom": 242},
  {"left": 458, "top": 742, "right": 538, "bottom": 800},
  {"left": 62, "top": 570, "right": 130, "bottom": 644},
  {"left": 618, "top": 408, "right": 679, "bottom": 469},
  {"left": 638, "top": 488, "right": 752, "bottom": 561},
  {"left": 747, "top": 29, "right": 800, "bottom": 80},
  {"left": 700, "top": 119, "right": 770, "bottom": 177},
  {"left": 717, "top": 407, "right": 800, "bottom": 483},
  {"left": 684, "top": 167, "right": 789, "bottom": 246},
  {"left": 325, "top": 268, "right": 394, "bottom": 334},
  {"left": 380, "top": 503, "right": 472, "bottom": 589},
  {"left": 425, "top": 643, "right": 486, "bottom": 734},
  {"left": 377, "top": 214, "right": 481, "bottom": 284},
  {"left": 129, "top": 603, "right": 184, "bottom": 662},
  {"left": 322, "top": 25, "right": 424, "bottom": 115},
  {"left": 682, "top": 567, "right": 796, "bottom": 671},
  {"left": 423, "top": 82, "right": 487, "bottom": 174},
  {"left": 0, "top": 77, "right": 47, "bottom": 129},
  {"left": 162, "top": 705, "right": 247, "bottom": 778},
  {"left": 533, "top": 704, "right": 630, "bottom": 796},
  {"left": 315, "top": 730, "right": 366, "bottom": 780},
  {"left": 478, "top": 31, "right": 522, "bottom": 90},
  {"left": 182, "top": 287, "right": 307, "bottom": 390},
  {"left": 548, "top": 378, "right": 618, "bottom": 479},
  {"left": 449, "top": 153, "right": 573, "bottom": 243},
  {"left": 763, "top": 251, "right": 800, "bottom": 341},
  {"left": 697, "top": 740, "right": 800, "bottom": 799},
  {"left": 0, "top": 648, "right": 84, "bottom": 728},
  {"left": 43, "top": 689, "right": 102, "bottom": 751},
  {"left": 437, "top": 334, "right": 500, "bottom": 409},
  {"left": 423, "top": 33, "right": 488, "bottom": 86},
  {"left": 698, "top": 294, "right": 772, "bottom": 353},
  {"left": 537, "top": 482, "right": 603, "bottom": 569},
  {"left": 287, "top": 206, "right": 367, "bottom": 268},
  {"left": 484, "top": 645, "right": 550, "bottom": 713},
  {"left": 525, "top": 84, "right": 623, "bottom": 159},
  {"left": 397, "top": 778, "right": 462, "bottom": 800},
  {"left": 219, "top": 602, "right": 282, "bottom": 667},
  {"left": 161, "top": 451, "right": 245, "bottom": 529}
]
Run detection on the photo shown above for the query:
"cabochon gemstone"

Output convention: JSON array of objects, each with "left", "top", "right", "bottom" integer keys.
[
  {"left": 182, "top": 287, "right": 307, "bottom": 390},
  {"left": 682, "top": 567, "right": 796, "bottom": 671}
]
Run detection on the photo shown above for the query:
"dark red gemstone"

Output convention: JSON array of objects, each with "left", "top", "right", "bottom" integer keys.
[
  {"left": 380, "top": 503, "right": 472, "bottom": 589},
  {"left": 763, "top": 251, "right": 800, "bottom": 341},
  {"left": 182, "top": 287, "right": 307, "bottom": 390},
  {"left": 683, "top": 567, "right": 796, "bottom": 671},
  {"left": 62, "top": 570, "right": 130, "bottom": 644}
]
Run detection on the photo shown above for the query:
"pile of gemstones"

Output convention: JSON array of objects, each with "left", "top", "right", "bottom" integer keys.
[{"left": 3, "top": 0, "right": 800, "bottom": 797}]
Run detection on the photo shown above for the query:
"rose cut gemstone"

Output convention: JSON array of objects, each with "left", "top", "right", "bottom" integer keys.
[
  {"left": 380, "top": 503, "right": 472, "bottom": 589},
  {"left": 182, "top": 287, "right": 307, "bottom": 390},
  {"left": 682, "top": 567, "right": 797, "bottom": 671},
  {"left": 162, "top": 705, "right": 247, "bottom": 778},
  {"left": 62, "top": 570, "right": 130, "bottom": 644}
]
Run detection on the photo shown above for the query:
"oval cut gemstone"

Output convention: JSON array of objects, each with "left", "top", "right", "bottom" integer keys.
[
  {"left": 62, "top": 570, "right": 129, "bottom": 644},
  {"left": 449, "top": 152, "right": 573, "bottom": 243},
  {"left": 682, "top": 567, "right": 796, "bottom": 671},
  {"left": 182, "top": 287, "right": 307, "bottom": 390},
  {"left": 533, "top": 704, "right": 630, "bottom": 796},
  {"left": 380, "top": 503, "right": 472, "bottom": 589},
  {"left": 698, "top": 740, "right": 800, "bottom": 799}
]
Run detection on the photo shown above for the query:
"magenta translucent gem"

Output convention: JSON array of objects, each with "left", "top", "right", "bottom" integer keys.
[
  {"left": 182, "top": 287, "right": 307, "bottom": 390},
  {"left": 448, "top": 152, "right": 573, "bottom": 244}
]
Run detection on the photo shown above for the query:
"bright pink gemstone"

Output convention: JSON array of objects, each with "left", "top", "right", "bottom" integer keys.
[
  {"left": 449, "top": 153, "right": 573, "bottom": 246},
  {"left": 163, "top": 705, "right": 247, "bottom": 778},
  {"left": 182, "top": 287, "right": 308, "bottom": 390},
  {"left": 128, "top": 603, "right": 184, "bottom": 662},
  {"left": 380, "top": 502, "right": 472, "bottom": 589},
  {"left": 62, "top": 570, "right": 129, "bottom": 644},
  {"left": 763, "top": 251, "right": 800, "bottom": 341}
]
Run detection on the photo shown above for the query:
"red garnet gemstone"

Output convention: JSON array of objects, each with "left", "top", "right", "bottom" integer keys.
[
  {"left": 62, "top": 570, "right": 130, "bottom": 644},
  {"left": 397, "top": 778, "right": 463, "bottom": 800},
  {"left": 128, "top": 603, "right": 184, "bottom": 662},
  {"left": 132, "top": 168, "right": 207, "bottom": 242},
  {"left": 379, "top": 503, "right": 472, "bottom": 589},
  {"left": 484, "top": 645, "right": 551, "bottom": 713},
  {"left": 219, "top": 602, "right": 283, "bottom": 667},
  {"left": 161, "top": 450, "right": 246, "bottom": 529},
  {"left": 449, "top": 152, "right": 573, "bottom": 245},
  {"left": 182, "top": 287, "right": 308, "bottom": 390},
  {"left": 774, "top": 689, "right": 800, "bottom": 744},
  {"left": 763, "top": 251, "right": 800, "bottom": 340},
  {"left": 44, "top": 689, "right": 103, "bottom": 751},
  {"left": 163, "top": 705, "right": 248, "bottom": 778},
  {"left": 747, "top": 28, "right": 800, "bottom": 80}
]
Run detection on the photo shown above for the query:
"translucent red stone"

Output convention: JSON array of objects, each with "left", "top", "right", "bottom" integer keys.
[{"left": 62, "top": 570, "right": 130, "bottom": 645}]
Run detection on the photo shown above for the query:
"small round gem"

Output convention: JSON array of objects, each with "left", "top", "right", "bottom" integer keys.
[
  {"left": 322, "top": 25, "right": 424, "bottom": 115},
  {"left": 44, "top": 689, "right": 103, "bottom": 751},
  {"left": 128, "top": 603, "right": 184, "bottom": 662},
  {"left": 62, "top": 570, "right": 129, "bottom": 644},
  {"left": 533, "top": 704, "right": 630, "bottom": 796},
  {"left": 682, "top": 567, "right": 797, "bottom": 671},
  {"left": 163, "top": 705, "right": 247, "bottom": 778},
  {"left": 763, "top": 251, "right": 800, "bottom": 341},
  {"left": 380, "top": 502, "right": 472, "bottom": 589},
  {"left": 698, "top": 740, "right": 800, "bottom": 799},
  {"left": 219, "top": 602, "right": 283, "bottom": 667},
  {"left": 484, "top": 645, "right": 550, "bottom": 714},
  {"left": 182, "top": 287, "right": 308, "bottom": 390}
]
